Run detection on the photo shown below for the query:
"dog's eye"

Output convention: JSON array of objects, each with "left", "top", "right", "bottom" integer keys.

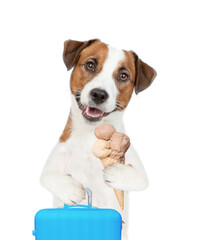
[
  {"left": 118, "top": 72, "right": 129, "bottom": 81},
  {"left": 85, "top": 61, "right": 96, "bottom": 72}
]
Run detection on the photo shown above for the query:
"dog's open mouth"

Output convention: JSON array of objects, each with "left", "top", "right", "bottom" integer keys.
[
  {"left": 76, "top": 93, "right": 113, "bottom": 122},
  {"left": 80, "top": 104, "right": 112, "bottom": 122},
  {"left": 83, "top": 106, "right": 105, "bottom": 121}
]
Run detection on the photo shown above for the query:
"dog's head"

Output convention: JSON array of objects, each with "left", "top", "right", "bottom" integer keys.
[{"left": 63, "top": 39, "right": 156, "bottom": 122}]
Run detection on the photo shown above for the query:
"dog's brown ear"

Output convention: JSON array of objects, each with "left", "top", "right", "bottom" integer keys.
[
  {"left": 133, "top": 53, "right": 157, "bottom": 94},
  {"left": 63, "top": 39, "right": 98, "bottom": 70}
]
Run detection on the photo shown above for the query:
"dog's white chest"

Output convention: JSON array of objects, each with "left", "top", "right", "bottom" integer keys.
[{"left": 66, "top": 133, "right": 98, "bottom": 171}]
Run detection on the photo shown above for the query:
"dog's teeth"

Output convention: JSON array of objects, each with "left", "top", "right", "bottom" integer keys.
[
  {"left": 86, "top": 107, "right": 89, "bottom": 115},
  {"left": 85, "top": 107, "right": 104, "bottom": 118},
  {"left": 86, "top": 107, "right": 92, "bottom": 117}
]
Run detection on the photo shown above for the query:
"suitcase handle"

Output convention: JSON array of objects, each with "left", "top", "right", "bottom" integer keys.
[
  {"left": 64, "top": 187, "right": 92, "bottom": 208},
  {"left": 85, "top": 188, "right": 92, "bottom": 207}
]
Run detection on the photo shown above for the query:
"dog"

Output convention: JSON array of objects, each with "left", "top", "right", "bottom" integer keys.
[{"left": 40, "top": 39, "right": 156, "bottom": 239}]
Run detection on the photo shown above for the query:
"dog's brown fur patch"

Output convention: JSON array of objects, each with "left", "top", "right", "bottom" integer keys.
[
  {"left": 70, "top": 41, "right": 108, "bottom": 95},
  {"left": 60, "top": 41, "right": 109, "bottom": 142},
  {"left": 113, "top": 50, "right": 136, "bottom": 111},
  {"left": 59, "top": 113, "right": 72, "bottom": 142}
]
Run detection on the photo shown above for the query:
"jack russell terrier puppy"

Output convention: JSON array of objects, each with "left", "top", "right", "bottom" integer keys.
[{"left": 40, "top": 39, "right": 156, "bottom": 239}]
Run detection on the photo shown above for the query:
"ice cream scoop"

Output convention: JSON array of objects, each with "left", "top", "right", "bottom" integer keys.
[
  {"left": 92, "top": 139, "right": 112, "bottom": 159},
  {"left": 109, "top": 132, "right": 130, "bottom": 162},
  {"left": 94, "top": 123, "right": 116, "bottom": 140}
]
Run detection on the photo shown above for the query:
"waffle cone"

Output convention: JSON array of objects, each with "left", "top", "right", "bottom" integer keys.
[
  {"left": 113, "top": 189, "right": 124, "bottom": 210},
  {"left": 101, "top": 157, "right": 120, "bottom": 167},
  {"left": 101, "top": 157, "right": 124, "bottom": 210}
]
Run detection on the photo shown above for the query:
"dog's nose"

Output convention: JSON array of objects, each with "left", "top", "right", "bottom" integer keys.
[{"left": 90, "top": 88, "right": 109, "bottom": 104}]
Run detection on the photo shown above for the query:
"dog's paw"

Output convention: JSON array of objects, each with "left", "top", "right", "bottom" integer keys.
[
  {"left": 103, "top": 163, "right": 149, "bottom": 191},
  {"left": 103, "top": 163, "right": 132, "bottom": 190},
  {"left": 56, "top": 175, "right": 86, "bottom": 205}
]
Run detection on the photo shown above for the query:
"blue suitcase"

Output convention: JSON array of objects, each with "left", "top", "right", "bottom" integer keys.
[{"left": 33, "top": 188, "right": 122, "bottom": 240}]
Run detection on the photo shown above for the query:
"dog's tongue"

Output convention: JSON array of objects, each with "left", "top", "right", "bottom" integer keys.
[{"left": 87, "top": 107, "right": 104, "bottom": 117}]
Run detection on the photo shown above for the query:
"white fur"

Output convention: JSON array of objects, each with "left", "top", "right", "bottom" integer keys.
[{"left": 40, "top": 45, "right": 148, "bottom": 240}]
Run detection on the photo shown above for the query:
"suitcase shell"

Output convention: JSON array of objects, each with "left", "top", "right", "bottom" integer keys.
[{"left": 33, "top": 189, "right": 122, "bottom": 240}]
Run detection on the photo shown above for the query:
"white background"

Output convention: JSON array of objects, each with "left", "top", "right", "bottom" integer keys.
[{"left": 0, "top": 0, "right": 207, "bottom": 239}]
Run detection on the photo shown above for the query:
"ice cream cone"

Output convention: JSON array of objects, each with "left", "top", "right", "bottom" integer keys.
[
  {"left": 93, "top": 123, "right": 130, "bottom": 210},
  {"left": 100, "top": 157, "right": 125, "bottom": 210}
]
